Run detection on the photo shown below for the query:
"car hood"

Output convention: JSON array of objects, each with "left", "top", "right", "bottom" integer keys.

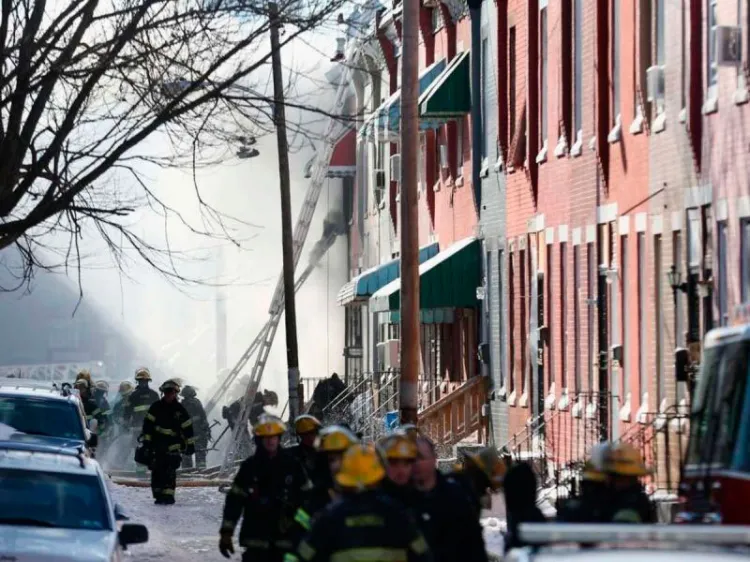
[
  {"left": 8, "top": 433, "right": 85, "bottom": 450},
  {"left": 0, "top": 526, "right": 115, "bottom": 561}
]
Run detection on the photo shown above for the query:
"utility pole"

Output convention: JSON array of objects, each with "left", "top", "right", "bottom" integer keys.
[
  {"left": 269, "top": 2, "right": 300, "bottom": 424},
  {"left": 399, "top": 0, "right": 420, "bottom": 425}
]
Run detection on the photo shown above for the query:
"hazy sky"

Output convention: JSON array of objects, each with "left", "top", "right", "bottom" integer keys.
[{"left": 31, "top": 26, "right": 350, "bottom": 406}]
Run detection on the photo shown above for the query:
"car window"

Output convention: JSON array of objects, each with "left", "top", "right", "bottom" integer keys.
[
  {"left": 0, "top": 397, "right": 84, "bottom": 440},
  {"left": 0, "top": 468, "right": 111, "bottom": 531}
]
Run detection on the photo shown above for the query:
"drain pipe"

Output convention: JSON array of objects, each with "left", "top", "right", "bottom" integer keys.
[{"left": 467, "top": 0, "right": 483, "bottom": 211}]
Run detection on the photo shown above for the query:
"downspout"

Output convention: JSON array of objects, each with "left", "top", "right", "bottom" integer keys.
[{"left": 467, "top": 0, "right": 483, "bottom": 211}]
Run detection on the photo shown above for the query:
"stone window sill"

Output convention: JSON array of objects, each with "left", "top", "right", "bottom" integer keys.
[
  {"left": 703, "top": 96, "right": 718, "bottom": 115},
  {"left": 652, "top": 111, "right": 667, "bottom": 134},
  {"left": 554, "top": 134, "right": 568, "bottom": 158},
  {"left": 630, "top": 112, "right": 644, "bottom": 135}
]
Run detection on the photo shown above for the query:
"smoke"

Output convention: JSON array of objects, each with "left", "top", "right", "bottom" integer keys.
[{"left": 307, "top": 209, "right": 347, "bottom": 269}]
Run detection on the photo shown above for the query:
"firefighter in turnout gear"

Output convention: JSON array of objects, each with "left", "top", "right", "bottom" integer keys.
[
  {"left": 112, "top": 381, "right": 134, "bottom": 427},
  {"left": 448, "top": 447, "right": 506, "bottom": 518},
  {"left": 140, "top": 379, "right": 195, "bottom": 505},
  {"left": 294, "top": 443, "right": 433, "bottom": 562},
  {"left": 287, "top": 415, "right": 322, "bottom": 480},
  {"left": 412, "top": 434, "right": 489, "bottom": 562},
  {"left": 124, "top": 368, "right": 160, "bottom": 428},
  {"left": 378, "top": 430, "right": 419, "bottom": 509},
  {"left": 73, "top": 379, "right": 107, "bottom": 436},
  {"left": 180, "top": 385, "right": 210, "bottom": 469},
  {"left": 219, "top": 415, "right": 311, "bottom": 562},
  {"left": 92, "top": 380, "right": 112, "bottom": 436},
  {"left": 601, "top": 442, "right": 656, "bottom": 523},
  {"left": 290, "top": 425, "right": 359, "bottom": 546}
]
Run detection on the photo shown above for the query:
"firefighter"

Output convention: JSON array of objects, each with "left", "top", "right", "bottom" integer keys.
[
  {"left": 287, "top": 415, "right": 322, "bottom": 480},
  {"left": 219, "top": 414, "right": 311, "bottom": 562},
  {"left": 124, "top": 368, "right": 160, "bottom": 428},
  {"left": 294, "top": 443, "right": 433, "bottom": 562},
  {"left": 412, "top": 434, "right": 488, "bottom": 562},
  {"left": 92, "top": 380, "right": 112, "bottom": 435},
  {"left": 112, "top": 381, "right": 134, "bottom": 427},
  {"left": 503, "top": 461, "right": 546, "bottom": 553},
  {"left": 140, "top": 379, "right": 194, "bottom": 505},
  {"left": 377, "top": 430, "right": 418, "bottom": 509},
  {"left": 557, "top": 443, "right": 611, "bottom": 523},
  {"left": 75, "top": 369, "right": 92, "bottom": 388},
  {"left": 291, "top": 425, "right": 359, "bottom": 541},
  {"left": 180, "top": 385, "right": 211, "bottom": 469},
  {"left": 73, "top": 379, "right": 107, "bottom": 434},
  {"left": 448, "top": 447, "right": 506, "bottom": 518},
  {"left": 602, "top": 442, "right": 656, "bottom": 523}
]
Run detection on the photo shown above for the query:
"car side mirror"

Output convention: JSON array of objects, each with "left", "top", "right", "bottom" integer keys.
[
  {"left": 114, "top": 503, "right": 130, "bottom": 521},
  {"left": 675, "top": 347, "right": 689, "bottom": 383},
  {"left": 119, "top": 523, "right": 148, "bottom": 548},
  {"left": 87, "top": 433, "right": 98, "bottom": 448}
]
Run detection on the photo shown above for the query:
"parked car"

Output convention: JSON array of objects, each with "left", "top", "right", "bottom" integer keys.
[
  {"left": 0, "top": 379, "right": 98, "bottom": 455},
  {"left": 506, "top": 523, "right": 750, "bottom": 562},
  {"left": 0, "top": 439, "right": 148, "bottom": 561}
]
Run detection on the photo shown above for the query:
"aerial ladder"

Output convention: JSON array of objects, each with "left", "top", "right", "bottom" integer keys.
[{"left": 205, "top": 67, "right": 352, "bottom": 474}]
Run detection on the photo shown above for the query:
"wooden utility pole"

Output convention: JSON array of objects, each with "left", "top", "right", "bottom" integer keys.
[
  {"left": 399, "top": 0, "right": 420, "bottom": 425},
  {"left": 269, "top": 2, "right": 300, "bottom": 423}
]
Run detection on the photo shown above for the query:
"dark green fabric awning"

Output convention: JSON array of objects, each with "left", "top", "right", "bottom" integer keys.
[
  {"left": 418, "top": 50, "right": 471, "bottom": 118},
  {"left": 370, "top": 237, "right": 481, "bottom": 313}
]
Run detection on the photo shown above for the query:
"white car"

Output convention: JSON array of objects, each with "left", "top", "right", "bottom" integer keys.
[
  {"left": 507, "top": 523, "right": 750, "bottom": 562},
  {"left": 0, "top": 439, "right": 147, "bottom": 561}
]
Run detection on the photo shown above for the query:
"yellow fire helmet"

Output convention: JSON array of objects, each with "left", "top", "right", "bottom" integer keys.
[
  {"left": 75, "top": 370, "right": 92, "bottom": 386},
  {"left": 377, "top": 432, "right": 418, "bottom": 461},
  {"left": 316, "top": 425, "right": 359, "bottom": 453},
  {"left": 134, "top": 367, "right": 152, "bottom": 381},
  {"left": 582, "top": 442, "right": 611, "bottom": 482},
  {"left": 335, "top": 444, "right": 387, "bottom": 491},
  {"left": 604, "top": 442, "right": 652, "bottom": 477},
  {"left": 252, "top": 414, "right": 287, "bottom": 438},
  {"left": 119, "top": 381, "right": 134, "bottom": 394},
  {"left": 94, "top": 380, "right": 109, "bottom": 392},
  {"left": 73, "top": 378, "right": 89, "bottom": 390},
  {"left": 465, "top": 447, "right": 507, "bottom": 491},
  {"left": 159, "top": 379, "right": 181, "bottom": 393},
  {"left": 294, "top": 414, "right": 322, "bottom": 435}
]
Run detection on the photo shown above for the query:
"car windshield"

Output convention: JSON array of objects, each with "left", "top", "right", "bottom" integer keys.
[
  {"left": 0, "top": 396, "right": 84, "bottom": 440},
  {"left": 0, "top": 468, "right": 110, "bottom": 531},
  {"left": 687, "top": 340, "right": 750, "bottom": 467}
]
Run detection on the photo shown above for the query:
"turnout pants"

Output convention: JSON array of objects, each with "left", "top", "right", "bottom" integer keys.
[
  {"left": 151, "top": 451, "right": 181, "bottom": 504},
  {"left": 182, "top": 436, "right": 208, "bottom": 469}
]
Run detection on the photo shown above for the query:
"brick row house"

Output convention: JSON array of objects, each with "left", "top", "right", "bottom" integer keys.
[{"left": 333, "top": 0, "right": 750, "bottom": 465}]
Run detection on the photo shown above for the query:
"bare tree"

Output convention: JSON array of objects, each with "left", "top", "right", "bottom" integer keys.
[{"left": 0, "top": 0, "right": 349, "bottom": 291}]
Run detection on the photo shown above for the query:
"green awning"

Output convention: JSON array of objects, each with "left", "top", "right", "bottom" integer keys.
[
  {"left": 370, "top": 237, "right": 481, "bottom": 313},
  {"left": 419, "top": 50, "right": 471, "bottom": 118},
  {"left": 337, "top": 243, "right": 439, "bottom": 306}
]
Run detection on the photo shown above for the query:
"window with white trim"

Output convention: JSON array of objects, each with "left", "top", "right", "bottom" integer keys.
[
  {"left": 540, "top": 0, "right": 549, "bottom": 145},
  {"left": 707, "top": 0, "right": 719, "bottom": 96}
]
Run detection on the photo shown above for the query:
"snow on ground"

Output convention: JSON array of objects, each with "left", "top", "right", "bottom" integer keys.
[
  {"left": 111, "top": 484, "right": 228, "bottom": 561},
  {"left": 112, "top": 482, "right": 508, "bottom": 561}
]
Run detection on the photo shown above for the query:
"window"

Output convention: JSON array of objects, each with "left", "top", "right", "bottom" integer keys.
[
  {"left": 587, "top": 242, "right": 595, "bottom": 391},
  {"left": 681, "top": 0, "right": 688, "bottom": 108},
  {"left": 499, "top": 249, "right": 506, "bottom": 390},
  {"left": 509, "top": 251, "right": 516, "bottom": 393},
  {"left": 621, "top": 235, "right": 630, "bottom": 400},
  {"left": 637, "top": 232, "right": 646, "bottom": 400},
  {"left": 546, "top": 242, "right": 554, "bottom": 391},
  {"left": 742, "top": 219, "right": 750, "bottom": 302},
  {"left": 540, "top": 1, "right": 549, "bottom": 144},
  {"left": 687, "top": 208, "right": 702, "bottom": 270},
  {"left": 560, "top": 242, "right": 568, "bottom": 389},
  {"left": 455, "top": 119, "right": 464, "bottom": 177},
  {"left": 673, "top": 231, "right": 686, "bottom": 400},
  {"left": 481, "top": 37, "right": 489, "bottom": 158},
  {"left": 509, "top": 26, "right": 517, "bottom": 141},
  {"left": 431, "top": 7, "right": 442, "bottom": 33},
  {"left": 656, "top": 0, "right": 665, "bottom": 66},
  {"left": 655, "top": 234, "right": 665, "bottom": 405},
  {"left": 612, "top": 0, "right": 620, "bottom": 119},
  {"left": 574, "top": 245, "right": 582, "bottom": 392},
  {"left": 419, "top": 134, "right": 426, "bottom": 190},
  {"left": 708, "top": 0, "right": 718, "bottom": 93},
  {"left": 573, "top": 0, "right": 583, "bottom": 136},
  {"left": 374, "top": 142, "right": 386, "bottom": 205},
  {"left": 520, "top": 248, "right": 528, "bottom": 394},
  {"left": 718, "top": 221, "right": 729, "bottom": 326}
]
